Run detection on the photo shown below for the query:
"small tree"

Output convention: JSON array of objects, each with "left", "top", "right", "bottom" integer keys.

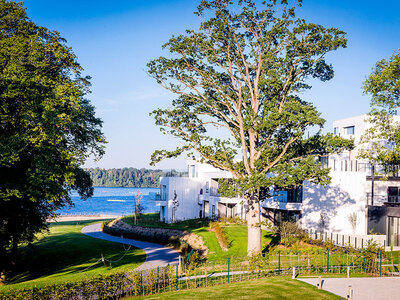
[
  {"left": 134, "top": 190, "right": 145, "bottom": 224},
  {"left": 359, "top": 50, "right": 400, "bottom": 174},
  {"left": 148, "top": 0, "right": 352, "bottom": 254},
  {"left": 348, "top": 212, "right": 357, "bottom": 234}
]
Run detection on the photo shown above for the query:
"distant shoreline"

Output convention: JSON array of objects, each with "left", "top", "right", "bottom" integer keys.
[{"left": 48, "top": 214, "right": 120, "bottom": 222}]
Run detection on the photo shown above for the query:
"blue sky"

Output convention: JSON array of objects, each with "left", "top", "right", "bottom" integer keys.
[{"left": 23, "top": 0, "right": 400, "bottom": 170}]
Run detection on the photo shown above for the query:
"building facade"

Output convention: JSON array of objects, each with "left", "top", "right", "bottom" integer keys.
[
  {"left": 156, "top": 160, "right": 246, "bottom": 223},
  {"left": 261, "top": 114, "right": 400, "bottom": 247}
]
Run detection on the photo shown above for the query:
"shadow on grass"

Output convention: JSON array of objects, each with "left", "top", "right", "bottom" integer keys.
[
  {"left": 8, "top": 221, "right": 145, "bottom": 284},
  {"left": 262, "top": 231, "right": 280, "bottom": 254}
]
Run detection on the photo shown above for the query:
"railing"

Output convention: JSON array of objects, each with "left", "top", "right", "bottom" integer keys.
[
  {"left": 305, "top": 229, "right": 387, "bottom": 249},
  {"left": 366, "top": 193, "right": 388, "bottom": 206}
]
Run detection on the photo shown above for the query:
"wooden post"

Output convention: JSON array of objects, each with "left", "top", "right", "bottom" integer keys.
[
  {"left": 317, "top": 276, "right": 322, "bottom": 289},
  {"left": 292, "top": 266, "right": 296, "bottom": 279},
  {"left": 347, "top": 266, "right": 350, "bottom": 278}
]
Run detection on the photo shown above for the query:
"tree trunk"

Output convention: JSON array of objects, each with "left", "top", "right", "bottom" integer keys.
[
  {"left": 246, "top": 192, "right": 261, "bottom": 255},
  {"left": 11, "top": 235, "right": 18, "bottom": 266}
]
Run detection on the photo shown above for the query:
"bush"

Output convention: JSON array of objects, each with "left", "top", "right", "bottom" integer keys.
[
  {"left": 275, "top": 221, "right": 306, "bottom": 247},
  {"left": 0, "top": 272, "right": 132, "bottom": 300},
  {"left": 210, "top": 222, "right": 229, "bottom": 250}
]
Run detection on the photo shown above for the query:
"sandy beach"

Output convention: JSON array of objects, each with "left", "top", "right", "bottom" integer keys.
[{"left": 48, "top": 214, "right": 120, "bottom": 222}]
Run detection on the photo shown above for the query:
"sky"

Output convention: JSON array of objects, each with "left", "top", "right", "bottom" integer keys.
[{"left": 22, "top": 0, "right": 400, "bottom": 170}]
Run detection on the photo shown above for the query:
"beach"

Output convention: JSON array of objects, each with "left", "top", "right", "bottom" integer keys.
[{"left": 48, "top": 214, "right": 120, "bottom": 222}]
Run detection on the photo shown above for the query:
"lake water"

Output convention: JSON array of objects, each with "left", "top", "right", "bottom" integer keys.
[{"left": 56, "top": 187, "right": 160, "bottom": 216}]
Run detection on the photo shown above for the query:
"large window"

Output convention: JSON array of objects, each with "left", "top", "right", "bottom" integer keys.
[
  {"left": 274, "top": 186, "right": 302, "bottom": 203},
  {"left": 388, "top": 216, "right": 400, "bottom": 247},
  {"left": 344, "top": 126, "right": 355, "bottom": 135}
]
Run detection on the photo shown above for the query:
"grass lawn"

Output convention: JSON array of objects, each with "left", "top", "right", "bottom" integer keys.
[
  {"left": 0, "top": 220, "right": 146, "bottom": 292},
  {"left": 122, "top": 214, "right": 274, "bottom": 261},
  {"left": 126, "top": 276, "right": 339, "bottom": 299}
]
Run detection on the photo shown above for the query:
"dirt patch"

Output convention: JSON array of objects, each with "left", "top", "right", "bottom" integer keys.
[{"left": 106, "top": 218, "right": 208, "bottom": 257}]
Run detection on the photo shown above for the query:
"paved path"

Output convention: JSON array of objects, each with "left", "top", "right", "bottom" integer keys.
[
  {"left": 299, "top": 277, "right": 400, "bottom": 300},
  {"left": 81, "top": 223, "right": 179, "bottom": 270}
]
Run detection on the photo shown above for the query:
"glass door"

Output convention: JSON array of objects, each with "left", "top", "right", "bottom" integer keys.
[{"left": 388, "top": 217, "right": 400, "bottom": 247}]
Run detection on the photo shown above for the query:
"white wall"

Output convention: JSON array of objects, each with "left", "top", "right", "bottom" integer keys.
[
  {"left": 301, "top": 171, "right": 368, "bottom": 235},
  {"left": 160, "top": 177, "right": 203, "bottom": 222}
]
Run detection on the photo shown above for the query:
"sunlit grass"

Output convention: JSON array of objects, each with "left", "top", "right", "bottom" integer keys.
[
  {"left": 0, "top": 220, "right": 146, "bottom": 292},
  {"left": 127, "top": 276, "right": 339, "bottom": 299}
]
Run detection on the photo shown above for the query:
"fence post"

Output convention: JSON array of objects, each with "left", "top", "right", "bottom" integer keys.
[
  {"left": 292, "top": 266, "right": 296, "bottom": 279},
  {"left": 157, "top": 266, "right": 159, "bottom": 293},
  {"left": 278, "top": 250, "right": 281, "bottom": 275},
  {"left": 227, "top": 258, "right": 230, "bottom": 283},
  {"left": 176, "top": 264, "right": 179, "bottom": 290},
  {"left": 327, "top": 249, "right": 330, "bottom": 273},
  {"left": 379, "top": 250, "right": 382, "bottom": 277}
]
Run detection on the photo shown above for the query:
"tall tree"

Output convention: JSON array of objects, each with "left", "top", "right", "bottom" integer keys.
[
  {"left": 0, "top": 0, "right": 105, "bottom": 277},
  {"left": 359, "top": 49, "right": 400, "bottom": 175},
  {"left": 148, "top": 0, "right": 351, "bottom": 254}
]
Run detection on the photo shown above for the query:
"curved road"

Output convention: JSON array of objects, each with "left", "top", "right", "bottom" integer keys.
[{"left": 81, "top": 223, "right": 179, "bottom": 270}]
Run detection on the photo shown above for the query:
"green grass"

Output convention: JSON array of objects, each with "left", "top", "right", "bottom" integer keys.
[
  {"left": 123, "top": 213, "right": 210, "bottom": 231},
  {"left": 126, "top": 276, "right": 339, "bottom": 299},
  {"left": 0, "top": 220, "right": 146, "bottom": 292},
  {"left": 123, "top": 214, "right": 274, "bottom": 261},
  {"left": 194, "top": 224, "right": 273, "bottom": 261}
]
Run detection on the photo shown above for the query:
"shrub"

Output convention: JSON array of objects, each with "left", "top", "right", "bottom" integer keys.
[
  {"left": 275, "top": 221, "right": 306, "bottom": 247},
  {"left": 0, "top": 272, "right": 132, "bottom": 300},
  {"left": 210, "top": 222, "right": 229, "bottom": 250}
]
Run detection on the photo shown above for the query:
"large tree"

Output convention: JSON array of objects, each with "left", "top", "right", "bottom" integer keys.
[
  {"left": 148, "top": 0, "right": 351, "bottom": 254},
  {"left": 0, "top": 0, "right": 105, "bottom": 277},
  {"left": 359, "top": 49, "right": 400, "bottom": 175}
]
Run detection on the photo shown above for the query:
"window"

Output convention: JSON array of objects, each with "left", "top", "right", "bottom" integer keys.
[
  {"left": 274, "top": 185, "right": 302, "bottom": 203},
  {"left": 388, "top": 187, "right": 400, "bottom": 203},
  {"left": 190, "top": 165, "right": 196, "bottom": 178},
  {"left": 333, "top": 127, "right": 339, "bottom": 135},
  {"left": 344, "top": 126, "right": 355, "bottom": 135}
]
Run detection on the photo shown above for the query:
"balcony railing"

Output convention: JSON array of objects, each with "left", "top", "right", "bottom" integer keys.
[{"left": 366, "top": 193, "right": 400, "bottom": 206}]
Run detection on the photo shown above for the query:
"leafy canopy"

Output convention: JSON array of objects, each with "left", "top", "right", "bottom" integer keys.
[
  {"left": 359, "top": 49, "right": 400, "bottom": 174},
  {"left": 148, "top": 0, "right": 351, "bottom": 196},
  {"left": 0, "top": 0, "right": 105, "bottom": 272}
]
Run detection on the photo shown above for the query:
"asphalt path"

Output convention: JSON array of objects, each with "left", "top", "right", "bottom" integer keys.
[
  {"left": 81, "top": 223, "right": 179, "bottom": 270},
  {"left": 299, "top": 276, "right": 400, "bottom": 300}
]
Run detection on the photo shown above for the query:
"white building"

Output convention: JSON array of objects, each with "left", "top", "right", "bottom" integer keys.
[
  {"left": 156, "top": 114, "right": 400, "bottom": 247},
  {"left": 261, "top": 114, "right": 400, "bottom": 247},
  {"left": 156, "top": 160, "right": 246, "bottom": 223}
]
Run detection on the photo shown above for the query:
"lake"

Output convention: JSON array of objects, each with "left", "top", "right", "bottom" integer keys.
[{"left": 56, "top": 187, "right": 160, "bottom": 216}]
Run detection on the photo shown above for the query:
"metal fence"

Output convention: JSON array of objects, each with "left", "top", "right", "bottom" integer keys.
[{"left": 119, "top": 250, "right": 395, "bottom": 297}]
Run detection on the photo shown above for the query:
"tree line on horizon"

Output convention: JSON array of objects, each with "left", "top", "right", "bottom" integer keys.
[{"left": 86, "top": 168, "right": 187, "bottom": 188}]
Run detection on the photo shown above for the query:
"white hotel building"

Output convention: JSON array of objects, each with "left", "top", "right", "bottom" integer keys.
[{"left": 156, "top": 114, "right": 400, "bottom": 247}]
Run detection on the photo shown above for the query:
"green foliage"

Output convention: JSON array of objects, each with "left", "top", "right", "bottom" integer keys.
[
  {"left": 0, "top": 220, "right": 145, "bottom": 292},
  {"left": 148, "top": 0, "right": 352, "bottom": 253},
  {"left": 103, "top": 221, "right": 193, "bottom": 256},
  {"left": 0, "top": 272, "right": 133, "bottom": 300},
  {"left": 0, "top": 0, "right": 105, "bottom": 274},
  {"left": 274, "top": 221, "right": 306, "bottom": 247},
  {"left": 148, "top": 0, "right": 350, "bottom": 193},
  {"left": 360, "top": 50, "right": 400, "bottom": 172},
  {"left": 210, "top": 222, "right": 229, "bottom": 250},
  {"left": 86, "top": 168, "right": 187, "bottom": 188}
]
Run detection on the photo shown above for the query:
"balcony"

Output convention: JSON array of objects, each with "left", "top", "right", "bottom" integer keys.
[{"left": 366, "top": 193, "right": 400, "bottom": 206}]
